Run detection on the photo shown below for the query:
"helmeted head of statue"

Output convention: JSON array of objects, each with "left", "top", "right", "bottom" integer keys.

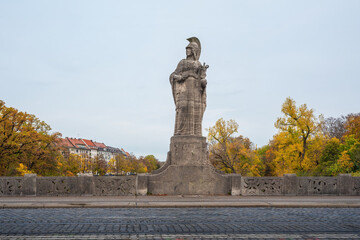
[{"left": 186, "top": 37, "right": 201, "bottom": 61}]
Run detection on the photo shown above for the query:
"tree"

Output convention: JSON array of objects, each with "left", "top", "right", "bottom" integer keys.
[
  {"left": 93, "top": 155, "right": 108, "bottom": 176},
  {"left": 58, "top": 154, "right": 81, "bottom": 176},
  {"left": 0, "top": 100, "right": 62, "bottom": 176},
  {"left": 322, "top": 116, "right": 346, "bottom": 140},
  {"left": 317, "top": 138, "right": 342, "bottom": 175},
  {"left": 344, "top": 113, "right": 360, "bottom": 140},
  {"left": 338, "top": 135, "right": 360, "bottom": 173},
  {"left": 274, "top": 97, "right": 324, "bottom": 173},
  {"left": 108, "top": 154, "right": 128, "bottom": 175},
  {"left": 140, "top": 155, "right": 161, "bottom": 173},
  {"left": 269, "top": 132, "right": 301, "bottom": 176},
  {"left": 256, "top": 145, "right": 276, "bottom": 176},
  {"left": 207, "top": 118, "right": 262, "bottom": 176}
]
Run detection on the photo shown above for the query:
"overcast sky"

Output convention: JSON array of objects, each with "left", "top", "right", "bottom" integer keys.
[{"left": 1, "top": 0, "right": 359, "bottom": 161}]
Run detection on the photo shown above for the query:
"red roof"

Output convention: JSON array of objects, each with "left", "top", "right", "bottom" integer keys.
[
  {"left": 60, "top": 137, "right": 129, "bottom": 155},
  {"left": 67, "top": 138, "right": 89, "bottom": 149},
  {"left": 57, "top": 138, "right": 74, "bottom": 148},
  {"left": 121, "top": 148, "right": 130, "bottom": 156},
  {"left": 93, "top": 141, "right": 107, "bottom": 149},
  {"left": 82, "top": 139, "right": 97, "bottom": 149}
]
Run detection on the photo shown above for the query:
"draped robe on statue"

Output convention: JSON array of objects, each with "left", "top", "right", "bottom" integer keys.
[{"left": 170, "top": 59, "right": 207, "bottom": 136}]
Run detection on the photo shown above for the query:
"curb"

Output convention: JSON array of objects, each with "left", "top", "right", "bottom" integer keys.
[{"left": 2, "top": 202, "right": 360, "bottom": 208}]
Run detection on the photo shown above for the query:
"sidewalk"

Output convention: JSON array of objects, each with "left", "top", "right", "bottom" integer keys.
[{"left": 1, "top": 195, "right": 359, "bottom": 208}]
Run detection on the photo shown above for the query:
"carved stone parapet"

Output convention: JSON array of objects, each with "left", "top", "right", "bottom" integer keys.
[
  {"left": 298, "top": 177, "right": 338, "bottom": 195},
  {"left": 241, "top": 177, "right": 283, "bottom": 196},
  {"left": 353, "top": 177, "right": 360, "bottom": 195}
]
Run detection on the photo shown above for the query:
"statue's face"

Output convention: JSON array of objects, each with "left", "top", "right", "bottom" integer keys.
[{"left": 186, "top": 47, "right": 192, "bottom": 57}]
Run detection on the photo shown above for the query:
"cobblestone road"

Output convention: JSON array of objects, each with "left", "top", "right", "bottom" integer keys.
[{"left": 0, "top": 208, "right": 360, "bottom": 239}]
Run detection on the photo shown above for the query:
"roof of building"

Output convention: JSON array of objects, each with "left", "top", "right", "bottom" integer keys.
[
  {"left": 81, "top": 139, "right": 97, "bottom": 149},
  {"left": 57, "top": 138, "right": 74, "bottom": 148},
  {"left": 57, "top": 137, "right": 128, "bottom": 156},
  {"left": 67, "top": 138, "right": 89, "bottom": 149},
  {"left": 121, "top": 148, "right": 130, "bottom": 156},
  {"left": 93, "top": 141, "right": 107, "bottom": 149}
]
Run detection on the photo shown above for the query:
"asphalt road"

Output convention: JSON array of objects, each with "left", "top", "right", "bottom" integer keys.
[{"left": 1, "top": 207, "right": 360, "bottom": 239}]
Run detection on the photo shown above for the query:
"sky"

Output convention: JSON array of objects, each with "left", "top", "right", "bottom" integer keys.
[{"left": 1, "top": 0, "right": 360, "bottom": 161}]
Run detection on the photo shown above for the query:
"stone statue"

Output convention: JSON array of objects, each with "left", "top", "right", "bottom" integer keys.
[
  {"left": 170, "top": 37, "right": 209, "bottom": 136},
  {"left": 139, "top": 37, "right": 235, "bottom": 196}
]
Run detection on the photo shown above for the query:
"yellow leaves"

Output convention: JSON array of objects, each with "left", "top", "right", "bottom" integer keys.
[
  {"left": 207, "top": 118, "right": 263, "bottom": 176},
  {"left": 16, "top": 163, "right": 33, "bottom": 176},
  {"left": 337, "top": 151, "right": 354, "bottom": 173},
  {"left": 0, "top": 100, "right": 62, "bottom": 176},
  {"left": 276, "top": 97, "right": 321, "bottom": 137},
  {"left": 207, "top": 118, "right": 238, "bottom": 144},
  {"left": 344, "top": 114, "right": 360, "bottom": 140},
  {"left": 65, "top": 171, "right": 75, "bottom": 177},
  {"left": 272, "top": 97, "right": 325, "bottom": 174}
]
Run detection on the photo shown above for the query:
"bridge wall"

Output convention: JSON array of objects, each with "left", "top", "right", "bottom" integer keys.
[{"left": 0, "top": 174, "right": 359, "bottom": 196}]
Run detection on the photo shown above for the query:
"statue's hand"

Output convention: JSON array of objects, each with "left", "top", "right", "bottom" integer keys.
[
  {"left": 201, "top": 79, "right": 207, "bottom": 88},
  {"left": 202, "top": 62, "right": 209, "bottom": 69}
]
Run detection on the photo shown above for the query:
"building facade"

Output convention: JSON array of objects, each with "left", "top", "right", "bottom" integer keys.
[{"left": 58, "top": 137, "right": 129, "bottom": 162}]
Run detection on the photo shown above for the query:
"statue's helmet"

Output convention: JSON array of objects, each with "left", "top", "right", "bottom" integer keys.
[{"left": 186, "top": 37, "right": 201, "bottom": 61}]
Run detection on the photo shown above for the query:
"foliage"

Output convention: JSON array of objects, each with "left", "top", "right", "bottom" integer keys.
[
  {"left": 108, "top": 154, "right": 127, "bottom": 175},
  {"left": 0, "top": 100, "right": 62, "bottom": 176},
  {"left": 142, "top": 155, "right": 161, "bottom": 172},
  {"left": 256, "top": 145, "right": 276, "bottom": 176},
  {"left": 93, "top": 155, "right": 108, "bottom": 176},
  {"left": 2, "top": 97, "right": 358, "bottom": 177},
  {"left": 207, "top": 118, "right": 263, "bottom": 176},
  {"left": 344, "top": 113, "right": 360, "bottom": 140},
  {"left": 322, "top": 116, "right": 346, "bottom": 140},
  {"left": 16, "top": 163, "right": 33, "bottom": 176},
  {"left": 273, "top": 97, "right": 324, "bottom": 174},
  {"left": 108, "top": 154, "right": 161, "bottom": 175},
  {"left": 57, "top": 154, "right": 81, "bottom": 176}
]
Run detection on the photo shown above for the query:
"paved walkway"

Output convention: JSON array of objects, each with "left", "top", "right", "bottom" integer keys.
[
  {"left": 0, "top": 195, "right": 359, "bottom": 208},
  {"left": 1, "top": 207, "right": 360, "bottom": 239}
]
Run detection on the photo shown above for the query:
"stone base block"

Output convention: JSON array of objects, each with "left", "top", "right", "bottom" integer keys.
[
  {"left": 169, "top": 135, "right": 208, "bottom": 166},
  {"left": 148, "top": 165, "right": 230, "bottom": 195}
]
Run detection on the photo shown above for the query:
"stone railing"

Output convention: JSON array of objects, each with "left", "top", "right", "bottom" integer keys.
[
  {"left": 0, "top": 174, "right": 359, "bottom": 196},
  {"left": 0, "top": 174, "right": 136, "bottom": 197},
  {"left": 240, "top": 174, "right": 360, "bottom": 196}
]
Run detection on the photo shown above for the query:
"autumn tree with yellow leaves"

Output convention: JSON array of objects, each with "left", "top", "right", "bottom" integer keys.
[
  {"left": 267, "top": 98, "right": 324, "bottom": 175},
  {"left": 207, "top": 118, "right": 263, "bottom": 176},
  {"left": 0, "top": 100, "right": 62, "bottom": 176}
]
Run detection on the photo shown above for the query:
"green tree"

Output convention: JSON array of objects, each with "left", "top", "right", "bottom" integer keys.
[{"left": 317, "top": 138, "right": 342, "bottom": 175}]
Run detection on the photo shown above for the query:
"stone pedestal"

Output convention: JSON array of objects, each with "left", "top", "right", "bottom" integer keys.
[
  {"left": 144, "top": 136, "right": 233, "bottom": 195},
  {"left": 168, "top": 136, "right": 208, "bottom": 166}
]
